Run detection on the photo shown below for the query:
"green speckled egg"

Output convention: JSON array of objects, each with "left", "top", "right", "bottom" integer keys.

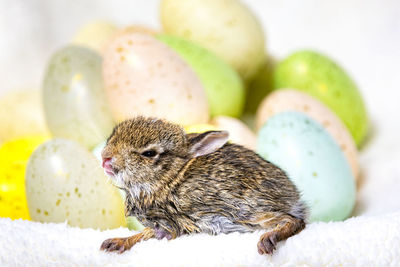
[
  {"left": 25, "top": 138, "right": 126, "bottom": 229},
  {"left": 257, "top": 112, "right": 356, "bottom": 222},
  {"left": 43, "top": 46, "right": 115, "bottom": 149},
  {"left": 273, "top": 51, "right": 368, "bottom": 147},
  {"left": 157, "top": 34, "right": 245, "bottom": 118}
]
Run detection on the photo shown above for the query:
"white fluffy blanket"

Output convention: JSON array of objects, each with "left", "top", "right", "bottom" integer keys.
[{"left": 0, "top": 211, "right": 399, "bottom": 267}]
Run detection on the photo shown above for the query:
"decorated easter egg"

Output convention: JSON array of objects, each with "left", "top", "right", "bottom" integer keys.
[
  {"left": 211, "top": 116, "right": 256, "bottom": 150},
  {"left": 0, "top": 89, "right": 48, "bottom": 143},
  {"left": 43, "top": 46, "right": 115, "bottom": 149},
  {"left": 161, "top": 0, "right": 265, "bottom": 80},
  {"left": 156, "top": 34, "right": 245, "bottom": 118},
  {"left": 273, "top": 51, "right": 369, "bottom": 146},
  {"left": 72, "top": 20, "right": 118, "bottom": 52},
  {"left": 25, "top": 139, "right": 126, "bottom": 229},
  {"left": 103, "top": 33, "right": 209, "bottom": 125},
  {"left": 256, "top": 89, "right": 359, "bottom": 180},
  {"left": 257, "top": 112, "right": 356, "bottom": 222},
  {"left": 185, "top": 124, "right": 217, "bottom": 134},
  {"left": 0, "top": 135, "right": 48, "bottom": 220},
  {"left": 244, "top": 57, "right": 276, "bottom": 114}
]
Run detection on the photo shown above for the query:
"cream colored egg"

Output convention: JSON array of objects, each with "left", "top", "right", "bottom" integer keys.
[
  {"left": 72, "top": 20, "right": 118, "bottom": 52},
  {"left": 103, "top": 33, "right": 209, "bottom": 125},
  {"left": 0, "top": 89, "right": 48, "bottom": 143},
  {"left": 43, "top": 46, "right": 115, "bottom": 149},
  {"left": 161, "top": 0, "right": 265, "bottom": 81},
  {"left": 25, "top": 139, "right": 126, "bottom": 230},
  {"left": 184, "top": 124, "right": 217, "bottom": 134},
  {"left": 256, "top": 89, "right": 359, "bottom": 180},
  {"left": 211, "top": 116, "right": 256, "bottom": 150}
]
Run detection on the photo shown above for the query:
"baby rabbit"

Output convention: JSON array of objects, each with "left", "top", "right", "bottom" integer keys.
[{"left": 100, "top": 116, "right": 307, "bottom": 255}]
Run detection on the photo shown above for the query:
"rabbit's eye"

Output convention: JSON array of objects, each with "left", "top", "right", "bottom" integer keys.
[{"left": 141, "top": 150, "right": 158, "bottom": 158}]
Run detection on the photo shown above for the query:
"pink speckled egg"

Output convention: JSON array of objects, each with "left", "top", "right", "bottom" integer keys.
[
  {"left": 103, "top": 33, "right": 209, "bottom": 125},
  {"left": 256, "top": 89, "right": 359, "bottom": 180}
]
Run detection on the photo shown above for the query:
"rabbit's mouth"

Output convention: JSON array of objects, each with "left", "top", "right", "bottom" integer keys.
[
  {"left": 102, "top": 157, "right": 117, "bottom": 177},
  {"left": 101, "top": 157, "right": 125, "bottom": 189}
]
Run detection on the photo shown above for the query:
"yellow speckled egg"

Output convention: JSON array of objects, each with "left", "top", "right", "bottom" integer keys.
[
  {"left": 161, "top": 0, "right": 265, "bottom": 80},
  {"left": 256, "top": 89, "right": 359, "bottom": 180},
  {"left": 184, "top": 124, "right": 217, "bottom": 134},
  {"left": 72, "top": 20, "right": 118, "bottom": 52},
  {"left": 0, "top": 89, "right": 48, "bottom": 143},
  {"left": 211, "top": 116, "right": 256, "bottom": 150},
  {"left": 103, "top": 33, "right": 209, "bottom": 125},
  {"left": 25, "top": 138, "right": 126, "bottom": 230},
  {"left": 0, "top": 135, "right": 49, "bottom": 220}
]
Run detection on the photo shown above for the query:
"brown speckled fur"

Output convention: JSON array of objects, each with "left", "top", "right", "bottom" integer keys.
[{"left": 100, "top": 116, "right": 307, "bottom": 254}]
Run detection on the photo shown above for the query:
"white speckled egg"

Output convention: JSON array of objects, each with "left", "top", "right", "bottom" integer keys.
[
  {"left": 25, "top": 139, "right": 126, "bottom": 230},
  {"left": 43, "top": 46, "right": 116, "bottom": 149},
  {"left": 256, "top": 89, "right": 359, "bottom": 180},
  {"left": 257, "top": 112, "right": 356, "bottom": 222},
  {"left": 211, "top": 116, "right": 256, "bottom": 150},
  {"left": 103, "top": 33, "right": 209, "bottom": 125}
]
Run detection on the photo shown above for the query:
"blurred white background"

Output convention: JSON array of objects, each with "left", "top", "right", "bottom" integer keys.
[{"left": 0, "top": 0, "right": 399, "bottom": 216}]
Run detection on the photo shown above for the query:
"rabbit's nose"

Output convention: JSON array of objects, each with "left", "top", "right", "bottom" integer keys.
[{"left": 102, "top": 157, "right": 115, "bottom": 176}]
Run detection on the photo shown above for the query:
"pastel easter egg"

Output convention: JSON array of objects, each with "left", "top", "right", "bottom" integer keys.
[
  {"left": 256, "top": 89, "right": 359, "bottom": 180},
  {"left": 161, "top": 0, "right": 265, "bottom": 80},
  {"left": 273, "top": 51, "right": 369, "bottom": 147},
  {"left": 43, "top": 46, "right": 115, "bottom": 149},
  {"left": 0, "top": 135, "right": 48, "bottom": 220},
  {"left": 257, "top": 112, "right": 356, "bottom": 222},
  {"left": 156, "top": 34, "right": 245, "bottom": 118},
  {"left": 26, "top": 139, "right": 126, "bottom": 230},
  {"left": 0, "top": 89, "right": 48, "bottom": 143},
  {"left": 185, "top": 124, "right": 217, "bottom": 134},
  {"left": 211, "top": 116, "right": 256, "bottom": 150},
  {"left": 103, "top": 33, "right": 209, "bottom": 125},
  {"left": 72, "top": 20, "right": 118, "bottom": 52}
]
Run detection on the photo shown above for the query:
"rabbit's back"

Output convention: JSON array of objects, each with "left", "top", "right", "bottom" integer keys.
[{"left": 175, "top": 143, "right": 305, "bottom": 234}]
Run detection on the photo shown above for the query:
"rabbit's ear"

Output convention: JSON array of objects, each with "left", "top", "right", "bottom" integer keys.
[{"left": 189, "top": 131, "right": 229, "bottom": 158}]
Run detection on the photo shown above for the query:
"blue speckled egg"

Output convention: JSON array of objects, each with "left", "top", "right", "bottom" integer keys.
[{"left": 257, "top": 111, "right": 355, "bottom": 222}]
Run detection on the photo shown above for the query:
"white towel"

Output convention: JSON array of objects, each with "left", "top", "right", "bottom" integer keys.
[{"left": 1, "top": 211, "right": 399, "bottom": 267}]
